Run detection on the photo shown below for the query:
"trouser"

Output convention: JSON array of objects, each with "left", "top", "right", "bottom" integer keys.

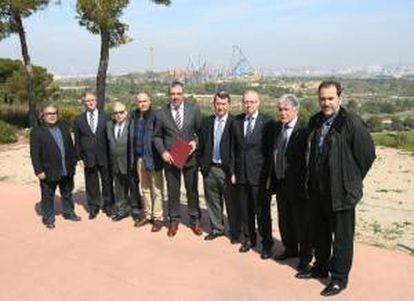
[
  {"left": 39, "top": 176, "right": 75, "bottom": 224},
  {"left": 238, "top": 184, "right": 273, "bottom": 247},
  {"left": 275, "top": 179, "right": 312, "bottom": 263},
  {"left": 113, "top": 170, "right": 141, "bottom": 217},
  {"left": 84, "top": 164, "right": 113, "bottom": 212},
  {"left": 311, "top": 191, "right": 355, "bottom": 287},
  {"left": 203, "top": 166, "right": 241, "bottom": 237},
  {"left": 164, "top": 163, "right": 200, "bottom": 224},
  {"left": 136, "top": 158, "right": 164, "bottom": 221}
]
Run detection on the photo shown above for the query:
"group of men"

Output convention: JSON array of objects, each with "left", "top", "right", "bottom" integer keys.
[{"left": 30, "top": 80, "right": 376, "bottom": 297}]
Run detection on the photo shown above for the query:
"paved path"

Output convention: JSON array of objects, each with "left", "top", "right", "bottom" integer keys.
[{"left": 0, "top": 182, "right": 413, "bottom": 301}]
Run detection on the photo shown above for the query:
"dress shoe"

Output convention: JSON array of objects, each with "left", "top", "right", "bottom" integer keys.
[
  {"left": 297, "top": 260, "right": 312, "bottom": 272},
  {"left": 239, "top": 241, "right": 256, "bottom": 253},
  {"left": 295, "top": 268, "right": 329, "bottom": 279},
  {"left": 62, "top": 212, "right": 81, "bottom": 221},
  {"left": 151, "top": 220, "right": 163, "bottom": 232},
  {"left": 103, "top": 207, "right": 113, "bottom": 218},
  {"left": 320, "top": 282, "right": 344, "bottom": 297},
  {"left": 134, "top": 218, "right": 150, "bottom": 227},
  {"left": 88, "top": 210, "right": 99, "bottom": 220},
  {"left": 189, "top": 223, "right": 203, "bottom": 236},
  {"left": 204, "top": 232, "right": 224, "bottom": 241},
  {"left": 260, "top": 247, "right": 273, "bottom": 260},
  {"left": 44, "top": 222, "right": 55, "bottom": 229},
  {"left": 167, "top": 223, "right": 179, "bottom": 237},
  {"left": 230, "top": 237, "right": 240, "bottom": 245},
  {"left": 274, "top": 251, "right": 299, "bottom": 261},
  {"left": 112, "top": 211, "right": 129, "bottom": 222}
]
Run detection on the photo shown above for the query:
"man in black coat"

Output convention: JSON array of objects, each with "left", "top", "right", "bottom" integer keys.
[
  {"left": 266, "top": 94, "right": 312, "bottom": 271},
  {"left": 197, "top": 91, "right": 241, "bottom": 242},
  {"left": 230, "top": 90, "right": 274, "bottom": 259},
  {"left": 30, "top": 103, "right": 81, "bottom": 229},
  {"left": 296, "top": 81, "right": 376, "bottom": 297},
  {"left": 153, "top": 81, "right": 202, "bottom": 237},
  {"left": 73, "top": 92, "right": 113, "bottom": 219}
]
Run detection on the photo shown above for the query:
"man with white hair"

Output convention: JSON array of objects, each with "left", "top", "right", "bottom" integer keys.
[
  {"left": 267, "top": 94, "right": 312, "bottom": 272},
  {"left": 106, "top": 101, "right": 141, "bottom": 222}
]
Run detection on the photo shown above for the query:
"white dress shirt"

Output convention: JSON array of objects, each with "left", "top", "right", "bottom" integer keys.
[{"left": 243, "top": 111, "right": 259, "bottom": 136}]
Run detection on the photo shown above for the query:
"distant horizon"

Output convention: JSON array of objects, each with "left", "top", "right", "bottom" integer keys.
[{"left": 1, "top": 0, "right": 413, "bottom": 75}]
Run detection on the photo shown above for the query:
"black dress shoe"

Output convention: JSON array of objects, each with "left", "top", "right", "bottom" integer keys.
[
  {"left": 320, "top": 282, "right": 344, "bottom": 297},
  {"left": 297, "top": 260, "right": 311, "bottom": 272},
  {"left": 112, "top": 211, "right": 129, "bottom": 221},
  {"left": 239, "top": 242, "right": 256, "bottom": 253},
  {"left": 204, "top": 232, "right": 224, "bottom": 241},
  {"left": 63, "top": 212, "right": 81, "bottom": 221},
  {"left": 260, "top": 247, "right": 273, "bottom": 260},
  {"left": 89, "top": 210, "right": 99, "bottom": 220},
  {"left": 295, "top": 268, "right": 329, "bottom": 279},
  {"left": 103, "top": 207, "right": 113, "bottom": 218},
  {"left": 44, "top": 223, "right": 55, "bottom": 229},
  {"left": 274, "top": 251, "right": 299, "bottom": 261}
]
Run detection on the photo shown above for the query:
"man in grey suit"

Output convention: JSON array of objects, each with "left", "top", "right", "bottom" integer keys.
[
  {"left": 106, "top": 101, "right": 141, "bottom": 222},
  {"left": 153, "top": 81, "right": 202, "bottom": 237}
]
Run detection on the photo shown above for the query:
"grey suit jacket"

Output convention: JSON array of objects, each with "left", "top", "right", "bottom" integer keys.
[
  {"left": 153, "top": 103, "right": 202, "bottom": 167},
  {"left": 106, "top": 119, "right": 135, "bottom": 175}
]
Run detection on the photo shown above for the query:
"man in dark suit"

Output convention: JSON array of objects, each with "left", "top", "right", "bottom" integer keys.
[
  {"left": 106, "top": 101, "right": 141, "bottom": 223},
  {"left": 73, "top": 92, "right": 113, "bottom": 219},
  {"left": 296, "top": 81, "right": 376, "bottom": 297},
  {"left": 153, "top": 81, "right": 202, "bottom": 237},
  {"left": 197, "top": 91, "right": 241, "bottom": 242},
  {"left": 230, "top": 90, "right": 274, "bottom": 259},
  {"left": 266, "top": 94, "right": 312, "bottom": 271},
  {"left": 30, "top": 103, "right": 81, "bottom": 229}
]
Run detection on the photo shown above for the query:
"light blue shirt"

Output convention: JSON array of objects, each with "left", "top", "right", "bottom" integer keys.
[{"left": 212, "top": 114, "right": 228, "bottom": 163}]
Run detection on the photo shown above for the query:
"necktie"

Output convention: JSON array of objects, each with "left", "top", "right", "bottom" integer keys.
[
  {"left": 245, "top": 115, "right": 253, "bottom": 137},
  {"left": 275, "top": 125, "right": 289, "bottom": 179},
  {"left": 174, "top": 105, "right": 182, "bottom": 130},
  {"left": 89, "top": 112, "right": 95, "bottom": 134},
  {"left": 213, "top": 119, "right": 224, "bottom": 162},
  {"left": 116, "top": 124, "right": 122, "bottom": 140}
]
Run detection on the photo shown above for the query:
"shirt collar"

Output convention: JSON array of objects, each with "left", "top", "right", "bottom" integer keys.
[
  {"left": 215, "top": 113, "right": 228, "bottom": 123},
  {"left": 170, "top": 102, "right": 184, "bottom": 111},
  {"left": 284, "top": 116, "right": 298, "bottom": 129},
  {"left": 245, "top": 111, "right": 259, "bottom": 121}
]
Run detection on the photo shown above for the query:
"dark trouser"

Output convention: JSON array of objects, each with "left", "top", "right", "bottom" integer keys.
[
  {"left": 238, "top": 184, "right": 273, "bottom": 247},
  {"left": 84, "top": 165, "right": 113, "bottom": 212},
  {"left": 164, "top": 163, "right": 200, "bottom": 224},
  {"left": 311, "top": 192, "right": 355, "bottom": 287},
  {"left": 113, "top": 171, "right": 141, "bottom": 216},
  {"left": 203, "top": 166, "right": 241, "bottom": 237},
  {"left": 275, "top": 179, "right": 312, "bottom": 263},
  {"left": 39, "top": 176, "right": 75, "bottom": 224}
]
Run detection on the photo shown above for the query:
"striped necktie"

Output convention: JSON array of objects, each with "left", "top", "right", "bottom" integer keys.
[
  {"left": 245, "top": 115, "right": 253, "bottom": 137},
  {"left": 174, "top": 105, "right": 182, "bottom": 130}
]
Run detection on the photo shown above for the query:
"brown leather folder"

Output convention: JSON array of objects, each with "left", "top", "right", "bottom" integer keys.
[{"left": 169, "top": 138, "right": 192, "bottom": 169}]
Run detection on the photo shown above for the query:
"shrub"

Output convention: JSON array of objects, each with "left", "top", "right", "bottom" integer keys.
[{"left": 0, "top": 120, "right": 18, "bottom": 144}]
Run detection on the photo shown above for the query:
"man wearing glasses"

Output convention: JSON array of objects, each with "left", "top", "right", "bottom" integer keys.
[
  {"left": 30, "top": 103, "right": 81, "bottom": 229},
  {"left": 74, "top": 92, "right": 113, "bottom": 219},
  {"left": 106, "top": 102, "right": 142, "bottom": 222}
]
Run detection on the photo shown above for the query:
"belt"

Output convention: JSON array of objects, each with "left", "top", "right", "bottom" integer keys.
[{"left": 211, "top": 162, "right": 224, "bottom": 168}]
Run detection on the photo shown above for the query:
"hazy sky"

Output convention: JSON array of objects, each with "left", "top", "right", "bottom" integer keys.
[{"left": 1, "top": 0, "right": 413, "bottom": 75}]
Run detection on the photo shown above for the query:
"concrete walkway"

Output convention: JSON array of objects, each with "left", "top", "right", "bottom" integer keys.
[{"left": 0, "top": 182, "right": 413, "bottom": 301}]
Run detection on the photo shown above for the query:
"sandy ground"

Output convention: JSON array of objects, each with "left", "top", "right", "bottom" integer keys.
[
  {"left": 0, "top": 182, "right": 413, "bottom": 301},
  {"left": 1, "top": 139, "right": 413, "bottom": 254}
]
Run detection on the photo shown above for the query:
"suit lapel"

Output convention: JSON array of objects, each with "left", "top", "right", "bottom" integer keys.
[
  {"left": 182, "top": 103, "right": 190, "bottom": 130},
  {"left": 166, "top": 104, "right": 179, "bottom": 131}
]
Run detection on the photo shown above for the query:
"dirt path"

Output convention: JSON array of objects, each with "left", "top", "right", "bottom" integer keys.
[{"left": 0, "top": 182, "right": 413, "bottom": 301}]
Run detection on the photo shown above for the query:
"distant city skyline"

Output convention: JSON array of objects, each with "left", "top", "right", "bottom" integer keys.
[{"left": 1, "top": 0, "right": 413, "bottom": 75}]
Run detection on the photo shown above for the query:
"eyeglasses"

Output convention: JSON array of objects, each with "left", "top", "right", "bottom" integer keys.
[
  {"left": 44, "top": 112, "right": 58, "bottom": 116},
  {"left": 113, "top": 110, "right": 125, "bottom": 115}
]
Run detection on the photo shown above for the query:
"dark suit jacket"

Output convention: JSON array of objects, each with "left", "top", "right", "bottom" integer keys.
[
  {"left": 30, "top": 123, "right": 76, "bottom": 182},
  {"left": 231, "top": 112, "right": 273, "bottom": 186},
  {"left": 153, "top": 103, "right": 202, "bottom": 167},
  {"left": 197, "top": 114, "right": 234, "bottom": 177},
  {"left": 267, "top": 118, "right": 307, "bottom": 197},
  {"left": 73, "top": 110, "right": 110, "bottom": 167},
  {"left": 106, "top": 119, "right": 135, "bottom": 175}
]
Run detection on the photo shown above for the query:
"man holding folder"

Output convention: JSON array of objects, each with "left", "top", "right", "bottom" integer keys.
[{"left": 153, "top": 81, "right": 202, "bottom": 237}]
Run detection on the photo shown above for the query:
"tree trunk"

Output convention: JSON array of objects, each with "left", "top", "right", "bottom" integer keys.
[
  {"left": 14, "top": 12, "right": 37, "bottom": 128},
  {"left": 96, "top": 31, "right": 110, "bottom": 111}
]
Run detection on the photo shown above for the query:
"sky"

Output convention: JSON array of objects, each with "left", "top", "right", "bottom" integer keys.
[{"left": 1, "top": 0, "right": 413, "bottom": 75}]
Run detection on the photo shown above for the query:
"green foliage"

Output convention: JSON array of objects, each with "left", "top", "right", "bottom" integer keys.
[
  {"left": 0, "top": 103, "right": 28, "bottom": 127},
  {"left": 372, "top": 131, "right": 414, "bottom": 153},
  {"left": 0, "top": 58, "right": 58, "bottom": 104},
  {"left": 0, "top": 119, "right": 18, "bottom": 143},
  {"left": 366, "top": 116, "right": 384, "bottom": 132},
  {"left": 0, "top": 0, "right": 50, "bottom": 39},
  {"left": 57, "top": 103, "right": 80, "bottom": 129}
]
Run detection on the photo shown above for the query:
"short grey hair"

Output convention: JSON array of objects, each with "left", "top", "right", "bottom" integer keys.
[{"left": 278, "top": 94, "right": 300, "bottom": 110}]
